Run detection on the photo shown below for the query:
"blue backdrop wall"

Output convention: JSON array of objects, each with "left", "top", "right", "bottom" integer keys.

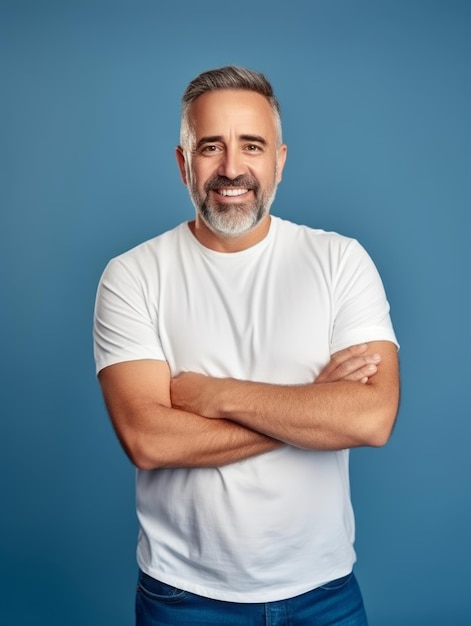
[{"left": 1, "top": 1, "right": 469, "bottom": 624}]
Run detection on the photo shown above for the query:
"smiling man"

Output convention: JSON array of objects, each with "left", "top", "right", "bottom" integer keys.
[
  {"left": 177, "top": 87, "right": 286, "bottom": 245},
  {"left": 94, "top": 66, "right": 400, "bottom": 626}
]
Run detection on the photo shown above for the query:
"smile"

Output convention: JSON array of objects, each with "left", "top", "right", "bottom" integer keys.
[{"left": 216, "top": 188, "right": 249, "bottom": 197}]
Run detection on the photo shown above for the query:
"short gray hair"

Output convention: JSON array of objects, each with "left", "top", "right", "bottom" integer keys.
[{"left": 180, "top": 65, "right": 282, "bottom": 150}]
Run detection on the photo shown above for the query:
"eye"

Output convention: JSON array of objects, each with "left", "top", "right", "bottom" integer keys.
[
  {"left": 244, "top": 144, "right": 263, "bottom": 153},
  {"left": 199, "top": 144, "right": 221, "bottom": 154}
]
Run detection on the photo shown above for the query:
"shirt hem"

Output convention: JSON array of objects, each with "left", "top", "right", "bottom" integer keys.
[{"left": 137, "top": 558, "right": 356, "bottom": 603}]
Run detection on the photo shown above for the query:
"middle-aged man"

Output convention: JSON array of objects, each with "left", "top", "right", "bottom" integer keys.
[{"left": 94, "top": 65, "right": 400, "bottom": 626}]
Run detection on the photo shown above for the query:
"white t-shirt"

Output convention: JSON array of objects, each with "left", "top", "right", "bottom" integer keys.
[{"left": 94, "top": 216, "right": 398, "bottom": 602}]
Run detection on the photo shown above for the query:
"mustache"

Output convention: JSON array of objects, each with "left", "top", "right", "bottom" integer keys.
[{"left": 204, "top": 176, "right": 259, "bottom": 192}]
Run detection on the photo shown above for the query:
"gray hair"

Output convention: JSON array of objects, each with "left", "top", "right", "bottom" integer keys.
[{"left": 180, "top": 65, "right": 283, "bottom": 150}]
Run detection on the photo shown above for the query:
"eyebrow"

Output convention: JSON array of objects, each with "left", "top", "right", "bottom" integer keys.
[
  {"left": 240, "top": 134, "right": 267, "bottom": 145},
  {"left": 195, "top": 134, "right": 268, "bottom": 150}
]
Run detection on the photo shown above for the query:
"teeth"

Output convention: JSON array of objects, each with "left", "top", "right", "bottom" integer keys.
[{"left": 218, "top": 188, "right": 248, "bottom": 197}]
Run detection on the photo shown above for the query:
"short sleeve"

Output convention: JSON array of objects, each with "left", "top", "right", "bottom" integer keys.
[
  {"left": 93, "top": 257, "right": 166, "bottom": 374},
  {"left": 330, "top": 239, "right": 399, "bottom": 353}
]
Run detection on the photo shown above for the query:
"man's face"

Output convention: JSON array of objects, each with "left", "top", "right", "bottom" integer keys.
[{"left": 177, "top": 89, "right": 287, "bottom": 240}]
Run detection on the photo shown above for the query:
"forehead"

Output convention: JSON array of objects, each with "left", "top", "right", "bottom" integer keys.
[{"left": 188, "top": 89, "right": 277, "bottom": 141}]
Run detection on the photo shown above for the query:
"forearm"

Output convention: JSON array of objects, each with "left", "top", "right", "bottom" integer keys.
[
  {"left": 111, "top": 402, "right": 282, "bottom": 470},
  {"left": 204, "top": 377, "right": 397, "bottom": 450},
  {"left": 99, "top": 360, "right": 282, "bottom": 472},
  {"left": 171, "top": 342, "right": 400, "bottom": 451}
]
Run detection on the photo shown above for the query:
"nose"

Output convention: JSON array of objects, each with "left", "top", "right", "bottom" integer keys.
[{"left": 217, "top": 146, "right": 246, "bottom": 180}]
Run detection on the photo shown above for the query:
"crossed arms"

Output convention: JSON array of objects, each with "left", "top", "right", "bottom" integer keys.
[{"left": 98, "top": 341, "right": 399, "bottom": 470}]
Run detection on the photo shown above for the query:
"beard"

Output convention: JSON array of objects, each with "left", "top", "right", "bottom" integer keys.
[{"left": 188, "top": 174, "right": 278, "bottom": 238}]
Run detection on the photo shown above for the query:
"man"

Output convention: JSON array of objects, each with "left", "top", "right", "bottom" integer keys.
[{"left": 94, "top": 66, "right": 399, "bottom": 625}]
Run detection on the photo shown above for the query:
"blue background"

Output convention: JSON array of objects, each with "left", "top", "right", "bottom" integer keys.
[{"left": 1, "top": 1, "right": 470, "bottom": 624}]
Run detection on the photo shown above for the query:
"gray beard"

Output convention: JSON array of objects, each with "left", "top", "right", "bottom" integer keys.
[
  {"left": 199, "top": 198, "right": 268, "bottom": 238},
  {"left": 189, "top": 174, "right": 278, "bottom": 239}
]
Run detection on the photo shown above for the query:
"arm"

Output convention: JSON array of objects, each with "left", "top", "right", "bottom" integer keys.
[
  {"left": 98, "top": 345, "right": 381, "bottom": 469},
  {"left": 98, "top": 359, "right": 281, "bottom": 470},
  {"left": 171, "top": 341, "right": 400, "bottom": 451}
]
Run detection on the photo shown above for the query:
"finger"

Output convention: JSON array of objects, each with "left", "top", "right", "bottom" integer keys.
[
  {"left": 341, "top": 362, "right": 378, "bottom": 382},
  {"left": 331, "top": 343, "right": 369, "bottom": 365},
  {"left": 317, "top": 361, "right": 377, "bottom": 383},
  {"left": 316, "top": 352, "right": 381, "bottom": 383},
  {"left": 318, "top": 344, "right": 369, "bottom": 379}
]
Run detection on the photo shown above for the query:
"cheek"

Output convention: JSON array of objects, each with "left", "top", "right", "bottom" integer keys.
[
  {"left": 192, "top": 163, "right": 213, "bottom": 188},
  {"left": 258, "top": 163, "right": 279, "bottom": 187}
]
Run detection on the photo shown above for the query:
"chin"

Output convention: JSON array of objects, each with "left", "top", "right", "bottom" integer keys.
[{"left": 202, "top": 207, "right": 266, "bottom": 239}]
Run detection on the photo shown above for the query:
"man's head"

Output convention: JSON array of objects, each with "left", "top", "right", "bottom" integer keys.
[
  {"left": 176, "top": 66, "right": 287, "bottom": 245},
  {"left": 180, "top": 66, "right": 283, "bottom": 151}
]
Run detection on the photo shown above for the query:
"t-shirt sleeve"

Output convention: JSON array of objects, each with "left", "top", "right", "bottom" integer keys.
[
  {"left": 93, "top": 256, "right": 166, "bottom": 374},
  {"left": 330, "top": 239, "right": 399, "bottom": 353}
]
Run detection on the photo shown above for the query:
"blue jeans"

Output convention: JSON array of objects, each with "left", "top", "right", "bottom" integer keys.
[{"left": 135, "top": 570, "right": 368, "bottom": 625}]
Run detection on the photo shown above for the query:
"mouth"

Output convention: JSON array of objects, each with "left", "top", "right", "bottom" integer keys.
[{"left": 216, "top": 188, "right": 249, "bottom": 197}]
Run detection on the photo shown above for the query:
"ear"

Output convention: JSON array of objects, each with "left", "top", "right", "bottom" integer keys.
[
  {"left": 275, "top": 144, "right": 288, "bottom": 184},
  {"left": 176, "top": 146, "right": 188, "bottom": 186}
]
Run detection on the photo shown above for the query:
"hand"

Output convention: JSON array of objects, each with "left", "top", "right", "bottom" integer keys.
[{"left": 315, "top": 344, "right": 381, "bottom": 385}]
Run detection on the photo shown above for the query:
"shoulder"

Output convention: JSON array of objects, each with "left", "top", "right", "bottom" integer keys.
[
  {"left": 103, "top": 222, "right": 188, "bottom": 279},
  {"left": 271, "top": 215, "right": 361, "bottom": 258},
  {"left": 115, "top": 222, "right": 187, "bottom": 263}
]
